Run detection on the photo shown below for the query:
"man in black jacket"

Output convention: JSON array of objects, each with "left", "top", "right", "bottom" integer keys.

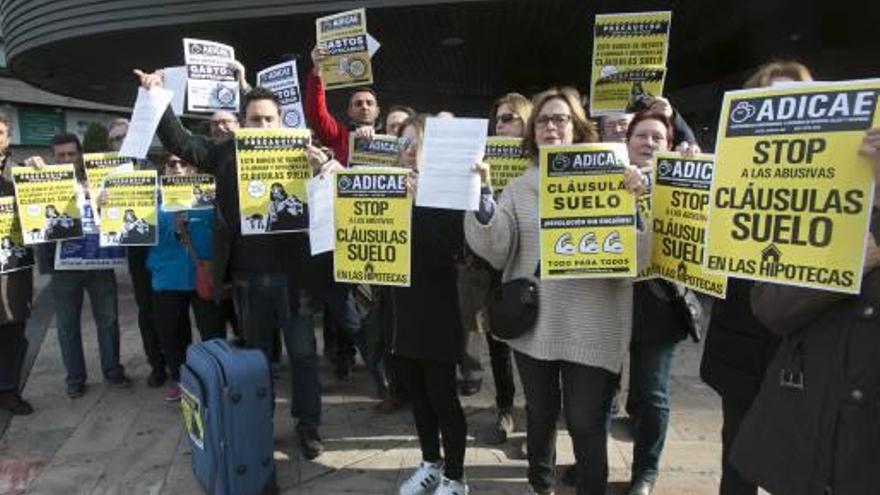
[
  {"left": 136, "top": 69, "right": 324, "bottom": 460},
  {"left": 0, "top": 111, "right": 35, "bottom": 415}
]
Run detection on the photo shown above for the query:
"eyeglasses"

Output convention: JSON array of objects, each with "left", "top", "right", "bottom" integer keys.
[
  {"left": 535, "top": 114, "right": 572, "bottom": 128},
  {"left": 497, "top": 113, "right": 520, "bottom": 124},
  {"left": 166, "top": 159, "right": 188, "bottom": 168}
]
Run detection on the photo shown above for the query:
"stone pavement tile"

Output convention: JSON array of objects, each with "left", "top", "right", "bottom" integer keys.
[
  {"left": 0, "top": 457, "right": 49, "bottom": 495},
  {"left": 0, "top": 427, "right": 72, "bottom": 459},
  {"left": 160, "top": 449, "right": 201, "bottom": 495},
  {"left": 668, "top": 411, "right": 723, "bottom": 442},
  {"left": 25, "top": 451, "right": 114, "bottom": 495},
  {"left": 657, "top": 440, "right": 722, "bottom": 475},
  {"left": 652, "top": 472, "right": 721, "bottom": 495},
  {"left": 54, "top": 391, "right": 142, "bottom": 457}
]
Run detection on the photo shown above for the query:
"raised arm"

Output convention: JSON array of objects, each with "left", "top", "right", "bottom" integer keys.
[{"left": 305, "top": 46, "right": 346, "bottom": 149}]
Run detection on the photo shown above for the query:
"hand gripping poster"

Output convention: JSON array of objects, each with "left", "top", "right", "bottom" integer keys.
[
  {"left": 316, "top": 8, "right": 373, "bottom": 90},
  {"left": 706, "top": 79, "right": 880, "bottom": 294},
  {"left": 651, "top": 152, "right": 727, "bottom": 298},
  {"left": 257, "top": 60, "right": 306, "bottom": 129},
  {"left": 485, "top": 137, "right": 531, "bottom": 196},
  {"left": 590, "top": 11, "right": 671, "bottom": 116},
  {"left": 539, "top": 143, "right": 637, "bottom": 278},
  {"left": 11, "top": 165, "right": 83, "bottom": 244},
  {"left": 160, "top": 174, "right": 216, "bottom": 212},
  {"left": 235, "top": 129, "right": 312, "bottom": 235},
  {"left": 348, "top": 133, "right": 404, "bottom": 168},
  {"left": 99, "top": 171, "right": 159, "bottom": 247},
  {"left": 183, "top": 38, "right": 239, "bottom": 113},
  {"left": 334, "top": 169, "right": 411, "bottom": 286},
  {"left": 0, "top": 197, "right": 34, "bottom": 273}
]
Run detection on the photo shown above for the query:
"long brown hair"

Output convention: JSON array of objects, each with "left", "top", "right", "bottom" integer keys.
[{"left": 523, "top": 87, "right": 598, "bottom": 158}]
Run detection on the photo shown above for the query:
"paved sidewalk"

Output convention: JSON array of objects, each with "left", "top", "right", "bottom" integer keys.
[{"left": 0, "top": 273, "right": 727, "bottom": 495}]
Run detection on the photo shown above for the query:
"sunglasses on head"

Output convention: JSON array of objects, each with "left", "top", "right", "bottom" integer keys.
[{"left": 497, "top": 113, "right": 520, "bottom": 124}]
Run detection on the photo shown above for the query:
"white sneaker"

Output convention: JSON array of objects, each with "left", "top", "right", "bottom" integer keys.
[
  {"left": 432, "top": 476, "right": 469, "bottom": 495},
  {"left": 399, "top": 461, "right": 443, "bottom": 495}
]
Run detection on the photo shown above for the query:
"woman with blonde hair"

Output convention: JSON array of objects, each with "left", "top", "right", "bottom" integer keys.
[{"left": 466, "top": 87, "right": 652, "bottom": 495}]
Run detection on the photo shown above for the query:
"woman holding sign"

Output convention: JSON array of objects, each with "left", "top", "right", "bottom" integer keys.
[
  {"left": 465, "top": 87, "right": 651, "bottom": 495},
  {"left": 625, "top": 111, "right": 692, "bottom": 495},
  {"left": 388, "top": 115, "right": 470, "bottom": 495}
]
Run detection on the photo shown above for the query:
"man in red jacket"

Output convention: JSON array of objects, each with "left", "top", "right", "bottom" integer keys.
[{"left": 305, "top": 45, "right": 380, "bottom": 164}]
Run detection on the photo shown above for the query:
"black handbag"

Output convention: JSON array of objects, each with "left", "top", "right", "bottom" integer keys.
[{"left": 487, "top": 264, "right": 540, "bottom": 340}]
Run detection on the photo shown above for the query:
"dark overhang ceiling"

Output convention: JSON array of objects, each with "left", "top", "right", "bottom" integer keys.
[{"left": 2, "top": 0, "right": 878, "bottom": 126}]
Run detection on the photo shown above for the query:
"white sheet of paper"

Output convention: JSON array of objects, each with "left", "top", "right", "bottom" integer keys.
[
  {"left": 163, "top": 66, "right": 188, "bottom": 115},
  {"left": 119, "top": 87, "right": 173, "bottom": 159},
  {"left": 415, "top": 117, "right": 488, "bottom": 210},
  {"left": 367, "top": 34, "right": 381, "bottom": 57},
  {"left": 307, "top": 175, "right": 335, "bottom": 255}
]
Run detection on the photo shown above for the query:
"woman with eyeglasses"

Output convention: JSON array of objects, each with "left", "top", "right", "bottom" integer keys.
[
  {"left": 465, "top": 87, "right": 652, "bottom": 495},
  {"left": 460, "top": 92, "right": 533, "bottom": 446},
  {"left": 386, "top": 114, "right": 470, "bottom": 495},
  {"left": 147, "top": 155, "right": 225, "bottom": 402}
]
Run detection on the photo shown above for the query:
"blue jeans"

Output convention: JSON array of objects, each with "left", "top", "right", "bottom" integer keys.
[
  {"left": 233, "top": 272, "right": 321, "bottom": 432},
  {"left": 629, "top": 341, "right": 678, "bottom": 481},
  {"left": 51, "top": 270, "right": 124, "bottom": 386},
  {"left": 515, "top": 351, "right": 617, "bottom": 495}
]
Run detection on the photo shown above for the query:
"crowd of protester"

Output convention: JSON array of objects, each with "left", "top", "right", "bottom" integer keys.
[{"left": 0, "top": 47, "right": 877, "bottom": 495}]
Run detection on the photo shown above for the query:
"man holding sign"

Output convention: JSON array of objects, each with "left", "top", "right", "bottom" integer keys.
[{"left": 136, "top": 70, "right": 325, "bottom": 460}]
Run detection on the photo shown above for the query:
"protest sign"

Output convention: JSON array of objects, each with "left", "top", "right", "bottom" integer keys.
[
  {"left": 590, "top": 11, "right": 671, "bottom": 116},
  {"left": 83, "top": 152, "right": 135, "bottom": 189},
  {"left": 539, "top": 143, "right": 637, "bottom": 278},
  {"left": 257, "top": 60, "right": 306, "bottom": 129},
  {"left": 99, "top": 171, "right": 158, "bottom": 246},
  {"left": 235, "top": 128, "right": 312, "bottom": 235},
  {"left": 705, "top": 80, "right": 880, "bottom": 294},
  {"left": 634, "top": 193, "right": 657, "bottom": 280},
  {"left": 55, "top": 198, "right": 125, "bottom": 270},
  {"left": 485, "top": 137, "right": 530, "bottom": 196},
  {"left": 183, "top": 38, "right": 239, "bottom": 112},
  {"left": 348, "top": 133, "right": 403, "bottom": 168},
  {"left": 0, "top": 197, "right": 34, "bottom": 273},
  {"left": 316, "top": 8, "right": 373, "bottom": 90},
  {"left": 334, "top": 169, "right": 411, "bottom": 286},
  {"left": 11, "top": 164, "right": 82, "bottom": 244},
  {"left": 651, "top": 152, "right": 727, "bottom": 297},
  {"left": 160, "top": 174, "right": 216, "bottom": 212}
]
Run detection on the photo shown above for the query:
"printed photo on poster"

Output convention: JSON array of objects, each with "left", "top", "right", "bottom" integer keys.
[
  {"left": 100, "top": 171, "right": 158, "bottom": 246},
  {"left": 161, "top": 174, "right": 216, "bottom": 212},
  {"left": 485, "top": 137, "right": 530, "bottom": 195}
]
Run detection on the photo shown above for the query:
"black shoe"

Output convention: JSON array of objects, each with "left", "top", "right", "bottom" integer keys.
[
  {"left": 561, "top": 464, "right": 577, "bottom": 487},
  {"left": 626, "top": 478, "right": 655, "bottom": 495},
  {"left": 0, "top": 392, "right": 34, "bottom": 415},
  {"left": 458, "top": 378, "right": 482, "bottom": 397},
  {"left": 299, "top": 429, "right": 324, "bottom": 460},
  {"left": 106, "top": 374, "right": 133, "bottom": 388},
  {"left": 147, "top": 368, "right": 167, "bottom": 388},
  {"left": 67, "top": 382, "right": 86, "bottom": 399},
  {"left": 485, "top": 408, "right": 514, "bottom": 445}
]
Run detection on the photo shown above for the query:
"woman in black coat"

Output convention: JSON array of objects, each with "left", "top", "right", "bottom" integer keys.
[{"left": 390, "top": 114, "right": 470, "bottom": 495}]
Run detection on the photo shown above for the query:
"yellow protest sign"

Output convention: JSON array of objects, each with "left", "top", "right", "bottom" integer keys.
[
  {"left": 99, "top": 170, "right": 158, "bottom": 246},
  {"left": 348, "top": 133, "right": 403, "bottom": 168},
  {"left": 334, "top": 169, "right": 411, "bottom": 286},
  {"left": 590, "top": 11, "right": 671, "bottom": 116},
  {"left": 160, "top": 174, "right": 216, "bottom": 211},
  {"left": 316, "top": 8, "right": 373, "bottom": 90},
  {"left": 83, "top": 152, "right": 134, "bottom": 189},
  {"left": 11, "top": 164, "right": 83, "bottom": 244},
  {"left": 539, "top": 143, "right": 637, "bottom": 278},
  {"left": 0, "top": 197, "right": 34, "bottom": 273},
  {"left": 634, "top": 193, "right": 657, "bottom": 280},
  {"left": 235, "top": 128, "right": 312, "bottom": 235},
  {"left": 486, "top": 137, "right": 531, "bottom": 196},
  {"left": 652, "top": 152, "right": 727, "bottom": 297},
  {"left": 705, "top": 80, "right": 880, "bottom": 294}
]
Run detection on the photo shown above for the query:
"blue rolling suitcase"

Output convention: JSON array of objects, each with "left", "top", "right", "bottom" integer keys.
[{"left": 180, "top": 339, "right": 276, "bottom": 495}]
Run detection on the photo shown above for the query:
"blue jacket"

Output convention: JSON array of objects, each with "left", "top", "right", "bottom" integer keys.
[{"left": 147, "top": 209, "right": 213, "bottom": 291}]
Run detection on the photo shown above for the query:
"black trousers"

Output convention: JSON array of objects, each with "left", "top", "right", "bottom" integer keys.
[
  {"left": 720, "top": 396, "right": 758, "bottom": 495},
  {"left": 153, "top": 290, "right": 225, "bottom": 381},
  {"left": 486, "top": 333, "right": 515, "bottom": 410},
  {"left": 515, "top": 351, "right": 617, "bottom": 495},
  {"left": 128, "top": 248, "right": 170, "bottom": 371},
  {"left": 0, "top": 322, "right": 27, "bottom": 393},
  {"left": 393, "top": 355, "right": 467, "bottom": 481}
]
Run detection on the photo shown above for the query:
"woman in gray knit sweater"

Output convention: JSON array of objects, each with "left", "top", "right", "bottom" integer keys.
[{"left": 465, "top": 87, "right": 652, "bottom": 495}]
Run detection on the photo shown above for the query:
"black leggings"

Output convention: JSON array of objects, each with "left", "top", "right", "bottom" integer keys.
[
  {"left": 392, "top": 355, "right": 467, "bottom": 481},
  {"left": 153, "top": 290, "right": 226, "bottom": 381}
]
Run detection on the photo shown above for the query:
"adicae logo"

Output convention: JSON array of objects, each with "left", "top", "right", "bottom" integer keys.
[
  {"left": 729, "top": 101, "right": 756, "bottom": 124},
  {"left": 551, "top": 153, "right": 570, "bottom": 172},
  {"left": 283, "top": 110, "right": 301, "bottom": 128},
  {"left": 338, "top": 175, "right": 353, "bottom": 191}
]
